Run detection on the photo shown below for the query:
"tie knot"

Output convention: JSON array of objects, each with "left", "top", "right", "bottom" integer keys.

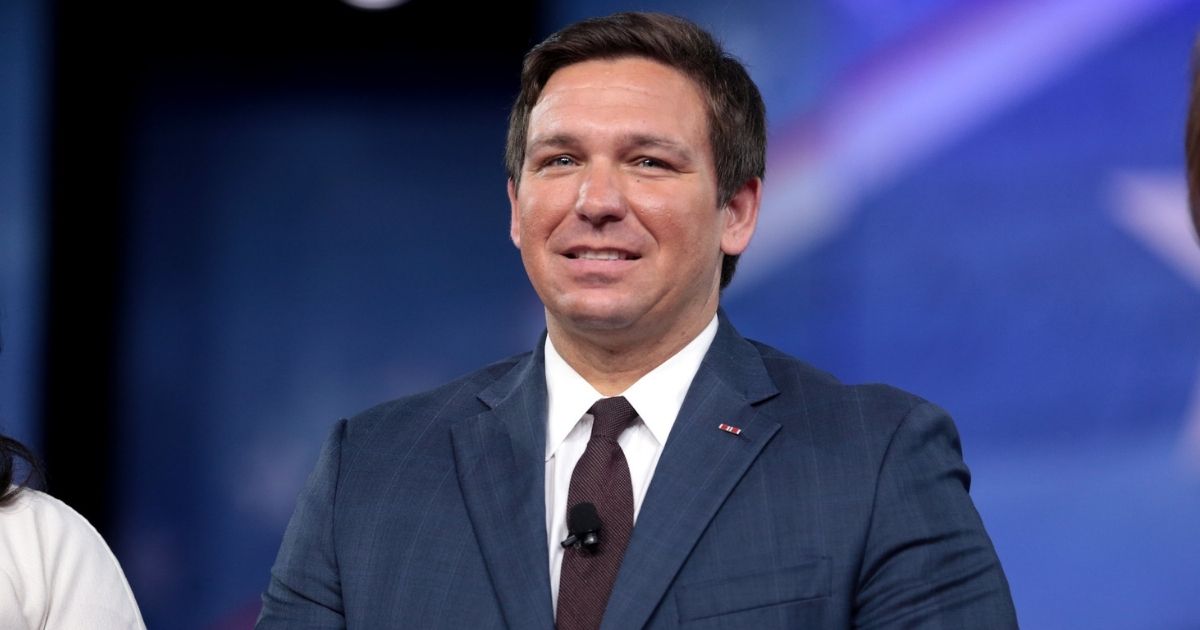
[{"left": 587, "top": 396, "right": 638, "bottom": 440}]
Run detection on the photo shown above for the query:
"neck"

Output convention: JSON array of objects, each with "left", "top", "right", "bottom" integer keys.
[{"left": 546, "top": 307, "right": 717, "bottom": 396}]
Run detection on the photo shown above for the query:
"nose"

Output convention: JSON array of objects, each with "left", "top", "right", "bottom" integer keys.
[{"left": 575, "top": 162, "right": 628, "bottom": 226}]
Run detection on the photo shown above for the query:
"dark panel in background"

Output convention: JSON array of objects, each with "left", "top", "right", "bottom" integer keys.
[{"left": 42, "top": 0, "right": 136, "bottom": 538}]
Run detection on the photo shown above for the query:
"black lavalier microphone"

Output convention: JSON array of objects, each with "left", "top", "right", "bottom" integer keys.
[{"left": 560, "top": 502, "right": 602, "bottom": 552}]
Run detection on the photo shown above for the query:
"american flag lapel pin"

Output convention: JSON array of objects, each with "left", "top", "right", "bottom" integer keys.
[{"left": 718, "top": 423, "right": 743, "bottom": 436}]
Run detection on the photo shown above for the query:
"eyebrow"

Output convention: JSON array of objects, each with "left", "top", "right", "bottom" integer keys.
[
  {"left": 625, "top": 134, "right": 688, "bottom": 152},
  {"left": 525, "top": 133, "right": 695, "bottom": 160},
  {"left": 526, "top": 134, "right": 581, "bottom": 155}
]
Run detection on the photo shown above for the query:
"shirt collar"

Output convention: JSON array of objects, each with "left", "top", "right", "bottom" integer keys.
[
  {"left": 543, "top": 314, "right": 719, "bottom": 461},
  {"left": 544, "top": 337, "right": 605, "bottom": 461}
]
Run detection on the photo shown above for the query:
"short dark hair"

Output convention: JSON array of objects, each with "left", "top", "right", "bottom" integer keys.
[{"left": 505, "top": 12, "right": 767, "bottom": 288}]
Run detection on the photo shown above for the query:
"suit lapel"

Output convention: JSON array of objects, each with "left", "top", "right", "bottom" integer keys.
[
  {"left": 601, "top": 317, "right": 781, "bottom": 630},
  {"left": 451, "top": 345, "right": 556, "bottom": 630}
]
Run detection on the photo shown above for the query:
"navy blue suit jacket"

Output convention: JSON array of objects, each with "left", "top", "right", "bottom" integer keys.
[{"left": 258, "top": 317, "right": 1016, "bottom": 628}]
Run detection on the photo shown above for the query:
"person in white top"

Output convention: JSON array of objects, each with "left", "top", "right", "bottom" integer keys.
[{"left": 0, "top": 435, "right": 145, "bottom": 630}]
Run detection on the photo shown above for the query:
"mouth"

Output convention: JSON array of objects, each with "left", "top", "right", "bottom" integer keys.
[{"left": 564, "top": 248, "right": 641, "bottom": 261}]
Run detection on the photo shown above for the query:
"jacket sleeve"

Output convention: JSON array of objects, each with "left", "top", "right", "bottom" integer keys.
[
  {"left": 854, "top": 402, "right": 1018, "bottom": 628},
  {"left": 257, "top": 419, "right": 348, "bottom": 629}
]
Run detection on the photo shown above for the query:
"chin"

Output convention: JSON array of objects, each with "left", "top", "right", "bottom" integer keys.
[{"left": 550, "top": 297, "right": 644, "bottom": 333}]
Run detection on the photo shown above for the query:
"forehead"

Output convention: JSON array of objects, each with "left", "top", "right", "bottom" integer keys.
[{"left": 529, "top": 57, "right": 709, "bottom": 142}]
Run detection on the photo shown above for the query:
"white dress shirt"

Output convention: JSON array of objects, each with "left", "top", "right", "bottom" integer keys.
[
  {"left": 544, "top": 315, "right": 718, "bottom": 610},
  {"left": 0, "top": 488, "right": 146, "bottom": 630}
]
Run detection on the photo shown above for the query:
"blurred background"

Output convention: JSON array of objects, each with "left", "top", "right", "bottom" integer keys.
[{"left": 3, "top": 0, "right": 1199, "bottom": 627}]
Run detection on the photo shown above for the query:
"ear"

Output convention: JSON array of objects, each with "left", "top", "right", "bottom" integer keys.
[
  {"left": 508, "top": 178, "right": 521, "bottom": 249},
  {"left": 720, "top": 177, "right": 762, "bottom": 256}
]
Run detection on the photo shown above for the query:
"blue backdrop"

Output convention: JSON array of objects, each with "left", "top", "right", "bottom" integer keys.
[{"left": 0, "top": 0, "right": 45, "bottom": 453}]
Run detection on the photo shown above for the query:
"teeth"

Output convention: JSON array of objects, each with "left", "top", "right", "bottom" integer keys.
[{"left": 576, "top": 250, "right": 626, "bottom": 261}]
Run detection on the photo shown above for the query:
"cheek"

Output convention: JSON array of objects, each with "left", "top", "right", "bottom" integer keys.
[
  {"left": 515, "top": 197, "right": 549, "bottom": 235},
  {"left": 519, "top": 188, "right": 571, "bottom": 231},
  {"left": 520, "top": 209, "right": 558, "bottom": 243},
  {"left": 657, "top": 208, "right": 722, "bottom": 249}
]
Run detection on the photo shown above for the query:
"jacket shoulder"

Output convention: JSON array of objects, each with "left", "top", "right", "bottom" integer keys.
[{"left": 746, "top": 338, "right": 936, "bottom": 441}]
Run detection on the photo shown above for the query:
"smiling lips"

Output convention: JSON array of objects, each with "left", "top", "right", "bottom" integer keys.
[{"left": 564, "top": 248, "right": 641, "bottom": 261}]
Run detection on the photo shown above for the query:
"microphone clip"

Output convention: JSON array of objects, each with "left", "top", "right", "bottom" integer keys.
[
  {"left": 561, "top": 502, "right": 603, "bottom": 553},
  {"left": 560, "top": 529, "right": 600, "bottom": 552}
]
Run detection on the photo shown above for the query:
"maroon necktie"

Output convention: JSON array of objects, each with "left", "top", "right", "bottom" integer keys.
[{"left": 556, "top": 396, "right": 639, "bottom": 630}]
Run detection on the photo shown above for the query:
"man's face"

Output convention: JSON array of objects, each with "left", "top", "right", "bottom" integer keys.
[{"left": 509, "top": 57, "right": 757, "bottom": 346}]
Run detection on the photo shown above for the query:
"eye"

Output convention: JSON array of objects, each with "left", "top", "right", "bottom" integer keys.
[
  {"left": 636, "top": 157, "right": 669, "bottom": 169},
  {"left": 545, "top": 155, "right": 577, "bottom": 167}
]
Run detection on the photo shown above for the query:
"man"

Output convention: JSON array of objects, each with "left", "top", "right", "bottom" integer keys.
[{"left": 258, "top": 12, "right": 1016, "bottom": 629}]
